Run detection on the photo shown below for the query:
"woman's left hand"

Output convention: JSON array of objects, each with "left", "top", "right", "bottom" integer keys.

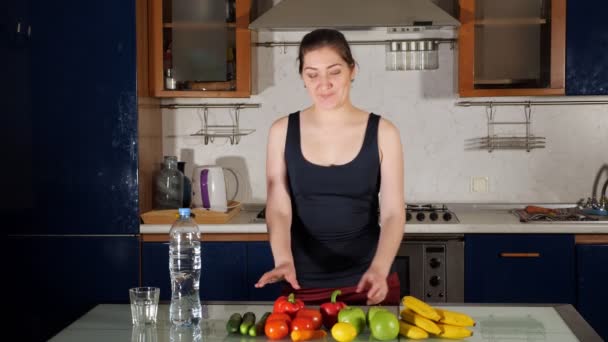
[{"left": 355, "top": 268, "right": 388, "bottom": 305}]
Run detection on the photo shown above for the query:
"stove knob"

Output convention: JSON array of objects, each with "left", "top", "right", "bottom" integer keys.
[
  {"left": 430, "top": 276, "right": 441, "bottom": 287},
  {"left": 416, "top": 212, "right": 426, "bottom": 221},
  {"left": 429, "top": 258, "right": 441, "bottom": 268},
  {"left": 443, "top": 212, "right": 453, "bottom": 222},
  {"left": 406, "top": 212, "right": 412, "bottom": 221},
  {"left": 429, "top": 212, "right": 439, "bottom": 221}
]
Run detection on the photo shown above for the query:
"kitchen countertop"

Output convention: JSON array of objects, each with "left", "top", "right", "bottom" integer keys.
[
  {"left": 49, "top": 302, "right": 602, "bottom": 342},
  {"left": 140, "top": 203, "right": 608, "bottom": 234}
]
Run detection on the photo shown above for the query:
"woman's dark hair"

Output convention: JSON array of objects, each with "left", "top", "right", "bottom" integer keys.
[{"left": 297, "top": 29, "right": 356, "bottom": 74}]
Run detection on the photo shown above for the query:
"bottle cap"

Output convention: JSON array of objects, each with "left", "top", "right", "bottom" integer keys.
[{"left": 178, "top": 208, "right": 191, "bottom": 217}]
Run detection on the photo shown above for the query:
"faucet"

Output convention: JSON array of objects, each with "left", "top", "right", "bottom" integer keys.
[
  {"left": 579, "top": 164, "right": 608, "bottom": 210},
  {"left": 601, "top": 178, "right": 608, "bottom": 210}
]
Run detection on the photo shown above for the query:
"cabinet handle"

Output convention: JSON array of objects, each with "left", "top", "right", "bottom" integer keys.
[{"left": 499, "top": 252, "right": 540, "bottom": 258}]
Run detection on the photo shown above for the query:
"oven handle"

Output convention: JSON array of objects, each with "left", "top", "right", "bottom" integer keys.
[{"left": 499, "top": 252, "right": 541, "bottom": 258}]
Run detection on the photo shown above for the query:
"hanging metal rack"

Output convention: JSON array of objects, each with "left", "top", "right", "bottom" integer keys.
[
  {"left": 459, "top": 99, "right": 607, "bottom": 152},
  {"left": 254, "top": 38, "right": 457, "bottom": 53},
  {"left": 465, "top": 103, "right": 545, "bottom": 152},
  {"left": 160, "top": 103, "right": 260, "bottom": 145}
]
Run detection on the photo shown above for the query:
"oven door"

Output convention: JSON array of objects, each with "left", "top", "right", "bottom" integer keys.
[{"left": 393, "top": 234, "right": 464, "bottom": 303}]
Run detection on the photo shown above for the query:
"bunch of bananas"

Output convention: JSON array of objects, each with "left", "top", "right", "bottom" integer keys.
[{"left": 399, "top": 296, "right": 475, "bottom": 340}]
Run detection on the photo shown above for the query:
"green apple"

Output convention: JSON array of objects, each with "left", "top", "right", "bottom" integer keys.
[
  {"left": 338, "top": 306, "right": 366, "bottom": 334},
  {"left": 369, "top": 310, "right": 399, "bottom": 341},
  {"left": 366, "top": 306, "right": 387, "bottom": 326}
]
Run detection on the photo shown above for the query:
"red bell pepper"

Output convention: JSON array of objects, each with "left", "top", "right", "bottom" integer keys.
[
  {"left": 273, "top": 293, "right": 305, "bottom": 318},
  {"left": 320, "top": 289, "right": 347, "bottom": 329}
]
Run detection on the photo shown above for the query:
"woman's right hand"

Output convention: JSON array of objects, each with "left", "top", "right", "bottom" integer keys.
[{"left": 254, "top": 262, "right": 301, "bottom": 290}]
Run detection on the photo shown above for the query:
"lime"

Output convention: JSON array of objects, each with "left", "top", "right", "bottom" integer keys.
[{"left": 331, "top": 322, "right": 358, "bottom": 342}]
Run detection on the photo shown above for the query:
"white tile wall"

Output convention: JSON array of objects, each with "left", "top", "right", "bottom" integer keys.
[{"left": 162, "top": 30, "right": 608, "bottom": 204}]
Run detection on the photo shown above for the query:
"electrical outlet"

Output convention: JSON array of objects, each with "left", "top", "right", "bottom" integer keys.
[{"left": 471, "top": 176, "right": 489, "bottom": 193}]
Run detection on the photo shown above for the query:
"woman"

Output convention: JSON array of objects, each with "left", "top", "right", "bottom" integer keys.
[{"left": 255, "top": 29, "right": 405, "bottom": 305}]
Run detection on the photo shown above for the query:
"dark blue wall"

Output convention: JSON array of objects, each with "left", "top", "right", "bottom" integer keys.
[
  {"left": 6, "top": 0, "right": 139, "bottom": 234},
  {"left": 5, "top": 0, "right": 141, "bottom": 340}
]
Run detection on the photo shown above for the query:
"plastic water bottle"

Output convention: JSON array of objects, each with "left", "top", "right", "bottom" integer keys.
[{"left": 169, "top": 208, "right": 202, "bottom": 326}]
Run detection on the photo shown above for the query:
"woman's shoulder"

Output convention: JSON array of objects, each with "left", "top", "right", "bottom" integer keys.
[
  {"left": 376, "top": 116, "right": 401, "bottom": 144},
  {"left": 268, "top": 112, "right": 298, "bottom": 143},
  {"left": 269, "top": 114, "right": 290, "bottom": 133}
]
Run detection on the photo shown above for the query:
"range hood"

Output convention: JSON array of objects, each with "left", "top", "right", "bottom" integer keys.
[{"left": 249, "top": 0, "right": 460, "bottom": 30}]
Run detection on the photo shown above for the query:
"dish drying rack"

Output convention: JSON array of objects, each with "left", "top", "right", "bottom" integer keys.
[
  {"left": 457, "top": 99, "right": 608, "bottom": 152},
  {"left": 464, "top": 102, "right": 545, "bottom": 152},
  {"left": 161, "top": 103, "right": 260, "bottom": 145}
]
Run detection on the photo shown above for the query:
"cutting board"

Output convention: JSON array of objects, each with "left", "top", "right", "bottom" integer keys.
[{"left": 141, "top": 201, "right": 241, "bottom": 224}]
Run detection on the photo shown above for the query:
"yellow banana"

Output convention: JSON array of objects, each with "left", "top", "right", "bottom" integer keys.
[
  {"left": 435, "top": 308, "right": 476, "bottom": 327},
  {"left": 400, "top": 308, "right": 441, "bottom": 335},
  {"left": 436, "top": 323, "right": 474, "bottom": 339},
  {"left": 402, "top": 296, "right": 441, "bottom": 321},
  {"left": 398, "top": 320, "right": 429, "bottom": 340}
]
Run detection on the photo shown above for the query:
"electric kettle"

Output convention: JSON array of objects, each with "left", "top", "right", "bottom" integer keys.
[{"left": 192, "top": 165, "right": 238, "bottom": 212}]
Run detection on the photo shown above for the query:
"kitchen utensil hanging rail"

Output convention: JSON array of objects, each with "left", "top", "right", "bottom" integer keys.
[
  {"left": 160, "top": 103, "right": 261, "bottom": 109},
  {"left": 254, "top": 38, "right": 457, "bottom": 53},
  {"left": 254, "top": 38, "right": 456, "bottom": 47},
  {"left": 456, "top": 100, "right": 608, "bottom": 107},
  {"left": 161, "top": 103, "right": 260, "bottom": 145}
]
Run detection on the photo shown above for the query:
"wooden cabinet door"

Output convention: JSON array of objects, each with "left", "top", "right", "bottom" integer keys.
[
  {"left": 458, "top": 0, "right": 565, "bottom": 96},
  {"left": 465, "top": 234, "right": 575, "bottom": 304},
  {"left": 148, "top": 0, "right": 251, "bottom": 97}
]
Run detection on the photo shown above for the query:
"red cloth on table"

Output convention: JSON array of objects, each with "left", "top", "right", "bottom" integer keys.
[{"left": 280, "top": 272, "right": 400, "bottom": 305}]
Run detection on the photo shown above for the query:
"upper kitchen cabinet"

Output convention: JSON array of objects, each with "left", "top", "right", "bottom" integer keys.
[
  {"left": 458, "top": 0, "right": 565, "bottom": 97},
  {"left": 565, "top": 0, "right": 608, "bottom": 95},
  {"left": 148, "top": 0, "right": 251, "bottom": 97}
]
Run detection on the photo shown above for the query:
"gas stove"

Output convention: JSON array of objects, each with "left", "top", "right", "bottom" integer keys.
[
  {"left": 406, "top": 204, "right": 459, "bottom": 224},
  {"left": 253, "top": 204, "right": 460, "bottom": 224}
]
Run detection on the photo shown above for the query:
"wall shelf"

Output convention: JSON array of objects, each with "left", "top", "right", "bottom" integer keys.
[{"left": 161, "top": 103, "right": 260, "bottom": 145}]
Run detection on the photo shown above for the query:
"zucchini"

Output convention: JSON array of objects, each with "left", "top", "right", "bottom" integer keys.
[
  {"left": 239, "top": 312, "right": 256, "bottom": 335},
  {"left": 226, "top": 313, "right": 242, "bottom": 334},
  {"left": 249, "top": 312, "right": 271, "bottom": 336}
]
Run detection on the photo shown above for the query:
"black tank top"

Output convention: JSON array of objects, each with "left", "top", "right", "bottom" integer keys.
[{"left": 285, "top": 111, "right": 382, "bottom": 288}]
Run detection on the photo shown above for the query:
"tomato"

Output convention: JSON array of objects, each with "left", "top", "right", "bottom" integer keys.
[
  {"left": 265, "top": 319, "right": 290, "bottom": 340},
  {"left": 295, "top": 309, "right": 323, "bottom": 330},
  {"left": 268, "top": 312, "right": 292, "bottom": 323},
  {"left": 290, "top": 317, "right": 315, "bottom": 332}
]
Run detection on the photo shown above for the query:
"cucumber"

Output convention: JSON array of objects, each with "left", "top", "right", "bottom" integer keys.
[
  {"left": 226, "top": 313, "right": 243, "bottom": 334},
  {"left": 249, "top": 312, "right": 271, "bottom": 337},
  {"left": 239, "top": 312, "right": 256, "bottom": 335}
]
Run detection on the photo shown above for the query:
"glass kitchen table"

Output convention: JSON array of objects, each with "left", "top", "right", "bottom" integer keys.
[{"left": 49, "top": 302, "right": 602, "bottom": 342}]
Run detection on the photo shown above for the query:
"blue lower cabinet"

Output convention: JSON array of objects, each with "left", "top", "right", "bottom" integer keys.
[
  {"left": 142, "top": 241, "right": 248, "bottom": 301},
  {"left": 201, "top": 242, "right": 248, "bottom": 300},
  {"left": 576, "top": 244, "right": 608, "bottom": 340},
  {"left": 142, "top": 242, "right": 172, "bottom": 301},
  {"left": 247, "top": 242, "right": 282, "bottom": 300},
  {"left": 465, "top": 234, "right": 575, "bottom": 304},
  {"left": 8, "top": 236, "right": 139, "bottom": 342}
]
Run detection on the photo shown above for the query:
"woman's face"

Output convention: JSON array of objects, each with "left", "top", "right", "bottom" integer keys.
[{"left": 301, "top": 46, "right": 355, "bottom": 111}]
